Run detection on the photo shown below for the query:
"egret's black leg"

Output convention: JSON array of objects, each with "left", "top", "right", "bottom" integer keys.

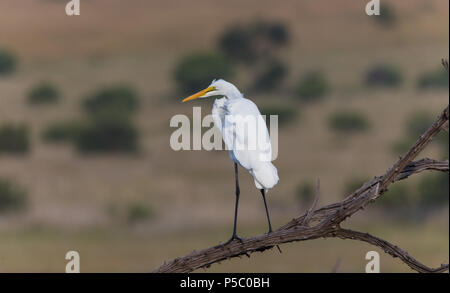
[
  {"left": 224, "top": 163, "right": 243, "bottom": 245},
  {"left": 260, "top": 189, "right": 281, "bottom": 253},
  {"left": 260, "top": 189, "right": 273, "bottom": 233}
]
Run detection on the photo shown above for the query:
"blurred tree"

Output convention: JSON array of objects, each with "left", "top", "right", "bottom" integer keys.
[
  {"left": 0, "top": 179, "right": 27, "bottom": 214},
  {"left": 264, "top": 22, "right": 289, "bottom": 45},
  {"left": 218, "top": 26, "right": 253, "bottom": 63},
  {"left": 374, "top": 4, "right": 397, "bottom": 27},
  {"left": 174, "top": 52, "right": 233, "bottom": 93},
  {"left": 0, "top": 49, "right": 17, "bottom": 76},
  {"left": 41, "top": 84, "right": 142, "bottom": 153},
  {"left": 259, "top": 104, "right": 298, "bottom": 127},
  {"left": 83, "top": 85, "right": 139, "bottom": 117},
  {"left": 27, "top": 82, "right": 60, "bottom": 105},
  {"left": 391, "top": 112, "right": 448, "bottom": 155},
  {"left": 217, "top": 21, "right": 290, "bottom": 92},
  {"left": 328, "top": 110, "right": 370, "bottom": 134},
  {"left": 218, "top": 21, "right": 290, "bottom": 64},
  {"left": 0, "top": 124, "right": 30, "bottom": 154},
  {"left": 296, "top": 71, "right": 329, "bottom": 102},
  {"left": 252, "top": 59, "right": 288, "bottom": 91},
  {"left": 365, "top": 64, "right": 403, "bottom": 88},
  {"left": 344, "top": 177, "right": 414, "bottom": 211},
  {"left": 405, "top": 112, "right": 434, "bottom": 138},
  {"left": 75, "top": 117, "right": 139, "bottom": 153},
  {"left": 42, "top": 120, "right": 84, "bottom": 143},
  {"left": 417, "top": 69, "right": 449, "bottom": 90},
  {"left": 375, "top": 181, "right": 411, "bottom": 209},
  {"left": 296, "top": 181, "right": 315, "bottom": 207},
  {"left": 343, "top": 177, "right": 369, "bottom": 196},
  {"left": 127, "top": 202, "right": 153, "bottom": 224},
  {"left": 435, "top": 132, "right": 449, "bottom": 159},
  {"left": 417, "top": 173, "right": 449, "bottom": 207}
]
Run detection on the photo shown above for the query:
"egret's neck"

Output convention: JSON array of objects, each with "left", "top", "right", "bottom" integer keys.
[{"left": 223, "top": 87, "right": 243, "bottom": 100}]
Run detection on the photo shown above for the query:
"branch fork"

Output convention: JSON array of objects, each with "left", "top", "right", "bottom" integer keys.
[{"left": 154, "top": 60, "right": 450, "bottom": 273}]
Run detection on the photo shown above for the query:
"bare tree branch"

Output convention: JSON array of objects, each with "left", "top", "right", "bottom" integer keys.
[
  {"left": 441, "top": 59, "right": 449, "bottom": 132},
  {"left": 302, "top": 178, "right": 320, "bottom": 226},
  {"left": 396, "top": 158, "right": 448, "bottom": 181},
  {"left": 334, "top": 228, "right": 449, "bottom": 273},
  {"left": 151, "top": 60, "right": 450, "bottom": 273},
  {"left": 157, "top": 58, "right": 449, "bottom": 273},
  {"left": 154, "top": 104, "right": 449, "bottom": 273},
  {"left": 442, "top": 58, "right": 449, "bottom": 73}
]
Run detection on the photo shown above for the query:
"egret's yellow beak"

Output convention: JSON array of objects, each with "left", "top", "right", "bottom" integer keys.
[{"left": 182, "top": 86, "right": 215, "bottom": 102}]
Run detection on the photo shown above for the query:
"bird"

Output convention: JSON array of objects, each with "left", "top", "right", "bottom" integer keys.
[{"left": 182, "top": 79, "right": 279, "bottom": 244}]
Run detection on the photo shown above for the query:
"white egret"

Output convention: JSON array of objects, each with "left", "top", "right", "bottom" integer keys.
[{"left": 182, "top": 79, "right": 279, "bottom": 243}]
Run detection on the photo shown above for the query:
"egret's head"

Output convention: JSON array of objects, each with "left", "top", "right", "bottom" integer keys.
[{"left": 182, "top": 79, "right": 242, "bottom": 102}]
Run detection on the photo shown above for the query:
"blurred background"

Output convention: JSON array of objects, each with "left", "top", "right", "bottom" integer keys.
[{"left": 0, "top": 0, "right": 448, "bottom": 272}]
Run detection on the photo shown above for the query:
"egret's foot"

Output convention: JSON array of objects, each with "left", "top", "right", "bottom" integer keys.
[{"left": 223, "top": 234, "right": 243, "bottom": 246}]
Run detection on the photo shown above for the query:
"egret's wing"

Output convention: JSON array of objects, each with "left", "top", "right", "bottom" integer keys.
[{"left": 223, "top": 98, "right": 273, "bottom": 170}]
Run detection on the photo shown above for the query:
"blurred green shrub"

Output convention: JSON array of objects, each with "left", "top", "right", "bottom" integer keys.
[
  {"left": 435, "top": 131, "right": 449, "bottom": 159},
  {"left": 260, "top": 104, "right": 298, "bottom": 127},
  {"left": 28, "top": 82, "right": 60, "bottom": 105},
  {"left": 391, "top": 140, "right": 413, "bottom": 155},
  {"left": 42, "top": 120, "right": 84, "bottom": 143},
  {"left": 417, "top": 173, "right": 449, "bottom": 207},
  {"left": 218, "top": 21, "right": 289, "bottom": 64},
  {"left": 249, "top": 21, "right": 289, "bottom": 47},
  {"left": 376, "top": 181, "right": 411, "bottom": 208},
  {"left": 391, "top": 112, "right": 438, "bottom": 154},
  {"left": 41, "top": 84, "right": 142, "bottom": 153},
  {"left": 296, "top": 181, "right": 315, "bottom": 207},
  {"left": 417, "top": 69, "right": 449, "bottom": 90},
  {"left": 218, "top": 26, "right": 253, "bottom": 62},
  {"left": 253, "top": 59, "right": 288, "bottom": 91},
  {"left": 127, "top": 202, "right": 153, "bottom": 224},
  {"left": 264, "top": 22, "right": 289, "bottom": 46},
  {"left": 344, "top": 177, "right": 412, "bottom": 210},
  {"left": 374, "top": 4, "right": 397, "bottom": 26},
  {"left": 74, "top": 118, "right": 139, "bottom": 153},
  {"left": 328, "top": 110, "right": 370, "bottom": 134},
  {"left": 0, "top": 124, "right": 30, "bottom": 154},
  {"left": 0, "top": 50, "right": 17, "bottom": 76},
  {"left": 405, "top": 112, "right": 434, "bottom": 138},
  {"left": 343, "top": 177, "right": 368, "bottom": 196},
  {"left": 83, "top": 85, "right": 139, "bottom": 117},
  {"left": 174, "top": 52, "right": 233, "bottom": 93},
  {"left": 296, "top": 71, "right": 329, "bottom": 102},
  {"left": 0, "top": 179, "right": 27, "bottom": 214},
  {"left": 365, "top": 64, "right": 403, "bottom": 88}
]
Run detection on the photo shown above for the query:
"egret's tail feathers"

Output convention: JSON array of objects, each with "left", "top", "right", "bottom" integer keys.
[{"left": 252, "top": 162, "right": 279, "bottom": 190}]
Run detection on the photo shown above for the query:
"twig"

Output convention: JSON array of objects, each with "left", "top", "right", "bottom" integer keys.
[
  {"left": 302, "top": 178, "right": 320, "bottom": 225},
  {"left": 395, "top": 158, "right": 448, "bottom": 181},
  {"left": 331, "top": 258, "right": 341, "bottom": 273},
  {"left": 442, "top": 58, "right": 449, "bottom": 73}
]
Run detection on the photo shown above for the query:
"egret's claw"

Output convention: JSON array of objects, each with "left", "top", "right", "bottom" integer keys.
[{"left": 223, "top": 234, "right": 243, "bottom": 246}]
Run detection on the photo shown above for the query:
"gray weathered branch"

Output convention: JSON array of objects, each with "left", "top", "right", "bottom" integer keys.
[
  {"left": 334, "top": 228, "right": 449, "bottom": 273},
  {"left": 154, "top": 61, "right": 449, "bottom": 273},
  {"left": 154, "top": 105, "right": 448, "bottom": 273}
]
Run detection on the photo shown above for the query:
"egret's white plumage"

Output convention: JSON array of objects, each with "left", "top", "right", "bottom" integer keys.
[
  {"left": 211, "top": 86, "right": 279, "bottom": 191},
  {"left": 182, "top": 79, "right": 279, "bottom": 241}
]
